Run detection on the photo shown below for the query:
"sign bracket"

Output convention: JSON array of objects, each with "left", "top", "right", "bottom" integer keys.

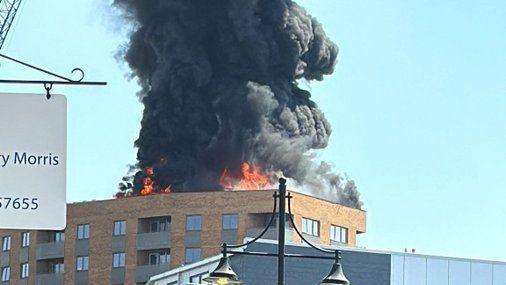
[{"left": 0, "top": 53, "right": 107, "bottom": 99}]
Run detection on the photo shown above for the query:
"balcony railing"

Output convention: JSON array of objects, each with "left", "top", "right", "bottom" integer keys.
[
  {"left": 36, "top": 242, "right": 64, "bottom": 260},
  {"left": 135, "top": 263, "right": 171, "bottom": 283},
  {"left": 35, "top": 273, "right": 64, "bottom": 285},
  {"left": 137, "top": 231, "right": 171, "bottom": 250}
]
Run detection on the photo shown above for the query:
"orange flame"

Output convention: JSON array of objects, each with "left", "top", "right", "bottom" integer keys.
[
  {"left": 140, "top": 167, "right": 171, "bottom": 196},
  {"left": 220, "top": 163, "right": 272, "bottom": 190}
]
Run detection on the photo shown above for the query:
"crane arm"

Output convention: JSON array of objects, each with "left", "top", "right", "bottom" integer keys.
[{"left": 0, "top": 0, "right": 23, "bottom": 50}]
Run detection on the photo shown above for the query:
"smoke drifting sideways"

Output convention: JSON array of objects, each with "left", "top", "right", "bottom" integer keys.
[{"left": 113, "top": 0, "right": 363, "bottom": 209}]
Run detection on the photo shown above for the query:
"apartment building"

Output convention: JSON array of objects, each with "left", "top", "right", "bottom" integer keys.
[{"left": 0, "top": 190, "right": 366, "bottom": 285}]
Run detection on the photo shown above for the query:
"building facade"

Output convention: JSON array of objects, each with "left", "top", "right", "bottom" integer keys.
[
  {"left": 147, "top": 240, "right": 506, "bottom": 285},
  {"left": 0, "top": 190, "right": 366, "bottom": 285}
]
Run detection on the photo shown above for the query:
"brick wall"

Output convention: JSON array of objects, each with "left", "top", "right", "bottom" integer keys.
[{"left": 0, "top": 189, "right": 366, "bottom": 284}]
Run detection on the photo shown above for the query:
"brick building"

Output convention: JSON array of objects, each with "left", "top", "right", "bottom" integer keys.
[{"left": 0, "top": 190, "right": 366, "bottom": 285}]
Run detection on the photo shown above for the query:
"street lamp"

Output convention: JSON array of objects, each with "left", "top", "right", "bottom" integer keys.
[
  {"left": 204, "top": 178, "right": 352, "bottom": 285},
  {"left": 203, "top": 251, "right": 242, "bottom": 284},
  {"left": 318, "top": 252, "right": 350, "bottom": 285}
]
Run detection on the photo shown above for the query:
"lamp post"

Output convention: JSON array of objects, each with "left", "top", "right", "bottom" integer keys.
[{"left": 204, "top": 178, "right": 351, "bottom": 285}]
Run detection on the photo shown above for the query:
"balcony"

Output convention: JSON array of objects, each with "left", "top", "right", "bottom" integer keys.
[
  {"left": 35, "top": 273, "right": 64, "bottom": 285},
  {"left": 246, "top": 227, "right": 294, "bottom": 242},
  {"left": 137, "top": 231, "right": 171, "bottom": 250},
  {"left": 135, "top": 264, "right": 170, "bottom": 283},
  {"left": 36, "top": 242, "right": 64, "bottom": 260},
  {"left": 137, "top": 216, "right": 171, "bottom": 250},
  {"left": 246, "top": 213, "right": 294, "bottom": 242}
]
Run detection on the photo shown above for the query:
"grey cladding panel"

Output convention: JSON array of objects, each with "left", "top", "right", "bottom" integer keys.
[
  {"left": 112, "top": 236, "right": 126, "bottom": 252},
  {"left": 75, "top": 240, "right": 89, "bottom": 256},
  {"left": 19, "top": 247, "right": 29, "bottom": 263},
  {"left": 0, "top": 251, "right": 9, "bottom": 266},
  {"left": 111, "top": 268, "right": 126, "bottom": 284},
  {"left": 222, "top": 230, "right": 238, "bottom": 245},
  {"left": 184, "top": 231, "right": 201, "bottom": 248},
  {"left": 75, "top": 271, "right": 88, "bottom": 285},
  {"left": 235, "top": 243, "right": 391, "bottom": 285}
]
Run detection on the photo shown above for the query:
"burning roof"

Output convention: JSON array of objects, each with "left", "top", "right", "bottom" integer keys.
[{"left": 113, "top": 0, "right": 362, "bottom": 209}]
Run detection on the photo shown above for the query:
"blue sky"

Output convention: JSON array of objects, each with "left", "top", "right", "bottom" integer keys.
[{"left": 1, "top": 0, "right": 504, "bottom": 261}]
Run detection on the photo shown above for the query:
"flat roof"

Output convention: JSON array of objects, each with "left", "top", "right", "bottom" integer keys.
[{"left": 69, "top": 188, "right": 365, "bottom": 212}]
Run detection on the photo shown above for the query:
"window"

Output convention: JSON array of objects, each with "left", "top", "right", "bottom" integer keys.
[
  {"left": 190, "top": 272, "right": 209, "bottom": 283},
  {"left": 330, "top": 225, "right": 348, "bottom": 243},
  {"left": 185, "top": 248, "right": 201, "bottom": 264},
  {"left": 52, "top": 263, "right": 64, "bottom": 274},
  {"left": 77, "top": 224, "right": 90, "bottom": 240},
  {"left": 2, "top": 236, "right": 11, "bottom": 251},
  {"left": 222, "top": 214, "right": 238, "bottom": 230},
  {"left": 149, "top": 252, "right": 170, "bottom": 265},
  {"left": 113, "top": 253, "right": 126, "bottom": 268},
  {"left": 341, "top": 227, "right": 348, "bottom": 243},
  {"left": 1, "top": 267, "right": 10, "bottom": 282},
  {"left": 149, "top": 218, "right": 170, "bottom": 232},
  {"left": 21, "top": 232, "right": 30, "bottom": 247},
  {"left": 21, "top": 263, "right": 29, "bottom": 279},
  {"left": 186, "top": 215, "right": 201, "bottom": 231},
  {"left": 113, "top": 221, "right": 127, "bottom": 236},
  {"left": 76, "top": 256, "right": 89, "bottom": 271},
  {"left": 54, "top": 231, "right": 65, "bottom": 242},
  {"left": 301, "top": 218, "right": 319, "bottom": 236},
  {"left": 160, "top": 253, "right": 170, "bottom": 265}
]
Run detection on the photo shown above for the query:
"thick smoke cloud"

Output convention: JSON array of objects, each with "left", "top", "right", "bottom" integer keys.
[{"left": 114, "top": 0, "right": 362, "bottom": 209}]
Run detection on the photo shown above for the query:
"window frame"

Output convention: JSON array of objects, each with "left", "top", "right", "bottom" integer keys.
[
  {"left": 159, "top": 252, "right": 170, "bottom": 265},
  {"left": 76, "top": 256, "right": 89, "bottom": 271},
  {"left": 148, "top": 217, "right": 169, "bottom": 233},
  {"left": 113, "top": 220, "right": 127, "bottom": 236},
  {"left": 52, "top": 263, "right": 64, "bottom": 274},
  {"left": 2, "top": 236, "right": 11, "bottom": 251},
  {"left": 186, "top": 215, "right": 202, "bottom": 231},
  {"left": 149, "top": 252, "right": 170, "bottom": 265},
  {"left": 1, "top": 266, "right": 10, "bottom": 282},
  {"left": 112, "top": 252, "right": 126, "bottom": 268},
  {"left": 149, "top": 253, "right": 160, "bottom": 265},
  {"left": 20, "top": 263, "right": 29, "bottom": 279},
  {"left": 330, "top": 225, "right": 349, "bottom": 243},
  {"left": 185, "top": 247, "right": 201, "bottom": 264},
  {"left": 21, "top": 232, "right": 30, "bottom": 247},
  {"left": 77, "top": 224, "right": 90, "bottom": 240},
  {"left": 301, "top": 217, "right": 320, "bottom": 237},
  {"left": 54, "top": 231, "right": 65, "bottom": 242},
  {"left": 340, "top": 227, "right": 348, "bottom": 243},
  {"left": 222, "top": 214, "right": 239, "bottom": 230}
]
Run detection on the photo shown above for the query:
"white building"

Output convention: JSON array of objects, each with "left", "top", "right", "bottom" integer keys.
[{"left": 147, "top": 239, "right": 506, "bottom": 285}]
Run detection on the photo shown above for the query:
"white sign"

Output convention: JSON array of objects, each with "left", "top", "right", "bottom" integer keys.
[{"left": 0, "top": 93, "right": 66, "bottom": 230}]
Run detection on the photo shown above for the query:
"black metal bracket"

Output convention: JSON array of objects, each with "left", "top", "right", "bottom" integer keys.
[
  {"left": 222, "top": 188, "right": 341, "bottom": 263},
  {"left": 0, "top": 53, "right": 107, "bottom": 99}
]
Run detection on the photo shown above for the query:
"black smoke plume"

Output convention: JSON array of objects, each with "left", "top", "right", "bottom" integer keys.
[{"left": 114, "top": 0, "right": 362, "bottom": 209}]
